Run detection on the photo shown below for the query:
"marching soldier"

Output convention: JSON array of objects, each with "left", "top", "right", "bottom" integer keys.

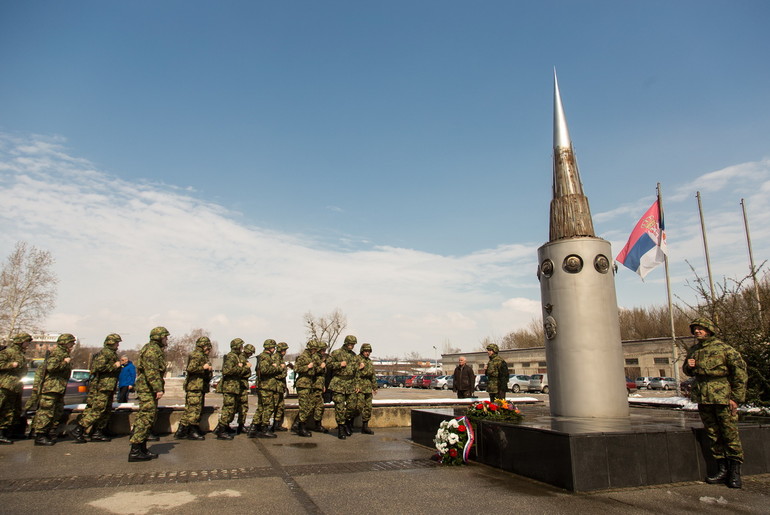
[
  {"left": 70, "top": 333, "right": 122, "bottom": 443},
  {"left": 312, "top": 341, "right": 329, "bottom": 433},
  {"left": 27, "top": 333, "right": 76, "bottom": 445},
  {"left": 271, "top": 342, "right": 290, "bottom": 433},
  {"left": 128, "top": 326, "right": 168, "bottom": 462},
  {"left": 248, "top": 339, "right": 281, "bottom": 438},
  {"left": 683, "top": 317, "right": 748, "bottom": 488},
  {"left": 352, "top": 343, "right": 377, "bottom": 435},
  {"left": 236, "top": 343, "right": 255, "bottom": 434},
  {"left": 214, "top": 338, "right": 245, "bottom": 440},
  {"left": 175, "top": 336, "right": 213, "bottom": 441},
  {"left": 293, "top": 340, "right": 316, "bottom": 437},
  {"left": 0, "top": 333, "right": 31, "bottom": 444},
  {"left": 328, "top": 335, "right": 358, "bottom": 439}
]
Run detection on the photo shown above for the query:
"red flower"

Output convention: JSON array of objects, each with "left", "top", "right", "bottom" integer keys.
[
  {"left": 449, "top": 448, "right": 458, "bottom": 457},
  {"left": 458, "top": 425, "right": 466, "bottom": 432},
  {"left": 488, "top": 403, "right": 498, "bottom": 411},
  {"left": 475, "top": 403, "right": 484, "bottom": 410}
]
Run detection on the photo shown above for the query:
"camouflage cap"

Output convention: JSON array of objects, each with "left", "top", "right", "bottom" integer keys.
[
  {"left": 196, "top": 336, "right": 212, "bottom": 348},
  {"left": 243, "top": 343, "right": 255, "bottom": 355},
  {"left": 690, "top": 317, "right": 716, "bottom": 336},
  {"left": 13, "top": 332, "right": 33, "bottom": 344},
  {"left": 104, "top": 333, "right": 122, "bottom": 348},
  {"left": 486, "top": 343, "right": 499, "bottom": 353},
  {"left": 263, "top": 339, "right": 277, "bottom": 349},
  {"left": 57, "top": 333, "right": 76, "bottom": 346},
  {"left": 306, "top": 339, "right": 317, "bottom": 350},
  {"left": 230, "top": 338, "right": 245, "bottom": 350},
  {"left": 317, "top": 341, "right": 328, "bottom": 350},
  {"left": 360, "top": 343, "right": 372, "bottom": 353},
  {"left": 277, "top": 341, "right": 289, "bottom": 351},
  {"left": 343, "top": 335, "right": 357, "bottom": 346},
  {"left": 150, "top": 326, "right": 170, "bottom": 341}
]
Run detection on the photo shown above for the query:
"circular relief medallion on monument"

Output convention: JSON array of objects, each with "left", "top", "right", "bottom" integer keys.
[
  {"left": 540, "top": 259, "right": 554, "bottom": 278},
  {"left": 594, "top": 254, "right": 610, "bottom": 274},
  {"left": 544, "top": 316, "right": 557, "bottom": 340},
  {"left": 563, "top": 254, "right": 583, "bottom": 273}
]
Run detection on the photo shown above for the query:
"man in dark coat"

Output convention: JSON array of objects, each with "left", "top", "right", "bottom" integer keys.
[{"left": 452, "top": 356, "right": 475, "bottom": 399}]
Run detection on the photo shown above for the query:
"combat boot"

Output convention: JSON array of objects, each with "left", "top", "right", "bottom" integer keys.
[
  {"left": 290, "top": 416, "right": 299, "bottom": 433},
  {"left": 337, "top": 424, "right": 347, "bottom": 440},
  {"left": 726, "top": 459, "right": 742, "bottom": 489},
  {"left": 128, "top": 443, "right": 152, "bottom": 462},
  {"left": 273, "top": 418, "right": 287, "bottom": 432},
  {"left": 141, "top": 440, "right": 159, "bottom": 459},
  {"left": 258, "top": 425, "right": 277, "bottom": 439},
  {"left": 246, "top": 424, "right": 260, "bottom": 438},
  {"left": 361, "top": 421, "right": 374, "bottom": 435},
  {"left": 314, "top": 419, "right": 329, "bottom": 434},
  {"left": 343, "top": 420, "right": 353, "bottom": 437},
  {"left": 34, "top": 433, "right": 54, "bottom": 446},
  {"left": 69, "top": 423, "right": 87, "bottom": 444},
  {"left": 0, "top": 428, "right": 13, "bottom": 444},
  {"left": 174, "top": 424, "right": 189, "bottom": 439},
  {"left": 214, "top": 423, "right": 234, "bottom": 440},
  {"left": 90, "top": 428, "right": 112, "bottom": 442},
  {"left": 296, "top": 422, "right": 312, "bottom": 438},
  {"left": 705, "top": 459, "right": 728, "bottom": 484},
  {"left": 187, "top": 425, "right": 205, "bottom": 440},
  {"left": 225, "top": 424, "right": 236, "bottom": 435},
  {"left": 236, "top": 423, "right": 246, "bottom": 435}
]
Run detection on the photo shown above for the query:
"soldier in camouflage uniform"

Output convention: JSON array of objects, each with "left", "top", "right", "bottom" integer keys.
[
  {"left": 352, "top": 343, "right": 377, "bottom": 435},
  {"left": 0, "top": 333, "right": 31, "bottom": 444},
  {"left": 270, "top": 342, "right": 290, "bottom": 432},
  {"left": 683, "top": 317, "right": 748, "bottom": 489},
  {"left": 328, "top": 335, "right": 359, "bottom": 439},
  {"left": 293, "top": 340, "right": 316, "bottom": 437},
  {"left": 26, "top": 334, "right": 76, "bottom": 446},
  {"left": 235, "top": 343, "right": 255, "bottom": 434},
  {"left": 247, "top": 339, "right": 283, "bottom": 438},
  {"left": 128, "top": 326, "right": 169, "bottom": 462},
  {"left": 485, "top": 343, "right": 508, "bottom": 401},
  {"left": 175, "top": 336, "right": 213, "bottom": 441},
  {"left": 214, "top": 338, "right": 246, "bottom": 440},
  {"left": 70, "top": 333, "right": 122, "bottom": 443},
  {"left": 312, "top": 341, "right": 329, "bottom": 432}
]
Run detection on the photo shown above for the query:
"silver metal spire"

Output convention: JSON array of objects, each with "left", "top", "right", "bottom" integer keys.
[{"left": 553, "top": 69, "right": 572, "bottom": 149}]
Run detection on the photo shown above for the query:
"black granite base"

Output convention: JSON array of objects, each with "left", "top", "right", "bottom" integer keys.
[{"left": 411, "top": 405, "right": 769, "bottom": 492}]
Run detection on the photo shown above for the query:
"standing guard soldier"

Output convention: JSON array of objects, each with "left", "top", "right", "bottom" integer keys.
[
  {"left": 175, "top": 336, "right": 213, "bottom": 441},
  {"left": 70, "top": 333, "right": 122, "bottom": 443},
  {"left": 128, "top": 326, "right": 168, "bottom": 462},
  {"left": 214, "top": 338, "right": 245, "bottom": 440},
  {"left": 683, "top": 317, "right": 748, "bottom": 489},
  {"left": 293, "top": 340, "right": 316, "bottom": 437},
  {"left": 247, "top": 339, "right": 281, "bottom": 438},
  {"left": 485, "top": 343, "right": 508, "bottom": 402},
  {"left": 27, "top": 333, "right": 76, "bottom": 445},
  {"left": 0, "top": 333, "right": 31, "bottom": 444},
  {"left": 352, "top": 343, "right": 377, "bottom": 435},
  {"left": 235, "top": 343, "right": 255, "bottom": 434},
  {"left": 328, "top": 335, "right": 358, "bottom": 439},
  {"left": 271, "top": 342, "right": 290, "bottom": 432},
  {"left": 312, "top": 341, "right": 329, "bottom": 433}
]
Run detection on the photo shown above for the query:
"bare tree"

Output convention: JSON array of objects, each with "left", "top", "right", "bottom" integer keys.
[
  {"left": 500, "top": 319, "right": 545, "bottom": 349},
  {"left": 166, "top": 328, "right": 217, "bottom": 375},
  {"left": 0, "top": 241, "right": 58, "bottom": 344},
  {"left": 304, "top": 308, "right": 347, "bottom": 352},
  {"left": 441, "top": 339, "right": 462, "bottom": 354}
]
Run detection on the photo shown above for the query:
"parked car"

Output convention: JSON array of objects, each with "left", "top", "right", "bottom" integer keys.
[
  {"left": 445, "top": 375, "right": 454, "bottom": 391},
  {"left": 376, "top": 376, "right": 390, "bottom": 388},
  {"left": 477, "top": 375, "right": 488, "bottom": 391},
  {"left": 680, "top": 377, "right": 694, "bottom": 397},
  {"left": 626, "top": 376, "right": 637, "bottom": 394},
  {"left": 404, "top": 375, "right": 418, "bottom": 388},
  {"left": 648, "top": 377, "right": 677, "bottom": 390},
  {"left": 417, "top": 375, "right": 437, "bottom": 388},
  {"left": 528, "top": 373, "right": 549, "bottom": 393},
  {"left": 389, "top": 375, "right": 410, "bottom": 387},
  {"left": 431, "top": 375, "right": 450, "bottom": 390},
  {"left": 635, "top": 376, "right": 655, "bottom": 389},
  {"left": 507, "top": 374, "right": 531, "bottom": 393},
  {"left": 71, "top": 369, "right": 91, "bottom": 381}
]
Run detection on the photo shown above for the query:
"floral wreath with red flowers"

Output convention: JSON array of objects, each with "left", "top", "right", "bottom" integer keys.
[
  {"left": 433, "top": 416, "right": 474, "bottom": 465},
  {"left": 465, "top": 398, "right": 524, "bottom": 422}
]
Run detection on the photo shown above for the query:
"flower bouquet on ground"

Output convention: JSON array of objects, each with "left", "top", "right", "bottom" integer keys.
[
  {"left": 465, "top": 398, "right": 524, "bottom": 423},
  {"left": 433, "top": 416, "right": 475, "bottom": 465}
]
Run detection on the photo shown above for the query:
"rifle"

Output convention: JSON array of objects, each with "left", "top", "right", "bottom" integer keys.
[{"left": 25, "top": 350, "right": 50, "bottom": 436}]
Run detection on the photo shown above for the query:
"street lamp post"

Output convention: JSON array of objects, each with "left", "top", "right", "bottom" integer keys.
[{"left": 432, "top": 345, "right": 438, "bottom": 374}]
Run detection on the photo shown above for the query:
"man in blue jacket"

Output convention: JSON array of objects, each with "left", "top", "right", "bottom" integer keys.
[{"left": 117, "top": 355, "right": 136, "bottom": 403}]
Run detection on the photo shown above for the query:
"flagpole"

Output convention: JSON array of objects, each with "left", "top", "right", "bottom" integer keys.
[
  {"left": 658, "top": 183, "right": 679, "bottom": 383},
  {"left": 696, "top": 191, "right": 717, "bottom": 311},
  {"left": 740, "top": 198, "right": 763, "bottom": 324}
]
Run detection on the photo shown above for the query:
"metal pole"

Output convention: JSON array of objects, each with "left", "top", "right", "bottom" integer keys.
[
  {"left": 741, "top": 198, "right": 763, "bottom": 323},
  {"left": 696, "top": 191, "right": 717, "bottom": 309},
  {"left": 658, "top": 183, "right": 680, "bottom": 383}
]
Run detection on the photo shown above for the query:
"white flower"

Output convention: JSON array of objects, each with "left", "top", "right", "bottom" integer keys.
[
  {"left": 447, "top": 419, "right": 459, "bottom": 429},
  {"left": 447, "top": 433, "right": 459, "bottom": 445}
]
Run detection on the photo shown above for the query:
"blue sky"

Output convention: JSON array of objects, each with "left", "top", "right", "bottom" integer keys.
[{"left": 1, "top": 1, "right": 769, "bottom": 355}]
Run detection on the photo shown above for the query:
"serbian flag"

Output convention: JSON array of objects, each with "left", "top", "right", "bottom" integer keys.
[{"left": 616, "top": 200, "right": 667, "bottom": 279}]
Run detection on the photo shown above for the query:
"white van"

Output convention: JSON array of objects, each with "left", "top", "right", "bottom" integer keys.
[{"left": 528, "top": 373, "right": 549, "bottom": 394}]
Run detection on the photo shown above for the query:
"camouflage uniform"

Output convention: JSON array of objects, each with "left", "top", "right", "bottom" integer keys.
[
  {"left": 293, "top": 341, "right": 316, "bottom": 437},
  {"left": 29, "top": 334, "right": 75, "bottom": 445},
  {"left": 214, "top": 338, "right": 245, "bottom": 440},
  {"left": 177, "top": 336, "right": 213, "bottom": 440},
  {"left": 254, "top": 340, "right": 283, "bottom": 437},
  {"left": 0, "top": 333, "right": 31, "bottom": 444},
  {"left": 352, "top": 343, "right": 377, "bottom": 434},
  {"left": 76, "top": 334, "right": 122, "bottom": 440},
  {"left": 236, "top": 343, "right": 255, "bottom": 433},
  {"left": 328, "top": 335, "right": 359, "bottom": 438},
  {"left": 683, "top": 317, "right": 747, "bottom": 487},
  {"left": 311, "top": 341, "right": 329, "bottom": 432},
  {"left": 485, "top": 344, "right": 508, "bottom": 401},
  {"left": 128, "top": 327, "right": 168, "bottom": 462}
]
